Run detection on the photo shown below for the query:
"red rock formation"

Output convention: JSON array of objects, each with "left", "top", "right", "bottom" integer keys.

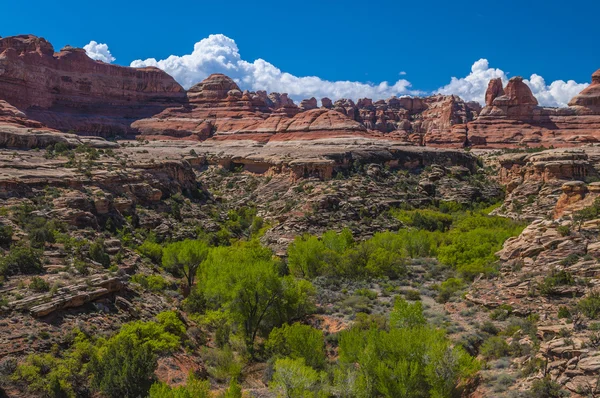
[
  {"left": 468, "top": 71, "right": 600, "bottom": 147},
  {"left": 134, "top": 74, "right": 369, "bottom": 143},
  {"left": 485, "top": 78, "right": 504, "bottom": 106},
  {"left": 569, "top": 69, "right": 600, "bottom": 113},
  {"left": 0, "top": 34, "right": 186, "bottom": 136}
]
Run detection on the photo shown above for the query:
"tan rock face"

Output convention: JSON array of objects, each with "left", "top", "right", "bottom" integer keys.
[{"left": 0, "top": 34, "right": 186, "bottom": 137}]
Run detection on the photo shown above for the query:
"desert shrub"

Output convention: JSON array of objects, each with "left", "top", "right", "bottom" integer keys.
[
  {"left": 404, "top": 289, "right": 421, "bottom": 301},
  {"left": 490, "top": 304, "right": 513, "bottom": 321},
  {"left": 393, "top": 208, "right": 454, "bottom": 232},
  {"left": 148, "top": 373, "right": 210, "bottom": 398},
  {"left": 352, "top": 312, "right": 388, "bottom": 331},
  {"left": 270, "top": 357, "right": 326, "bottom": 398},
  {"left": 266, "top": 323, "right": 326, "bottom": 370},
  {"left": 11, "top": 353, "right": 76, "bottom": 398},
  {"left": 0, "top": 244, "right": 43, "bottom": 276},
  {"left": 539, "top": 270, "right": 575, "bottom": 296},
  {"left": 182, "top": 289, "right": 207, "bottom": 314},
  {"left": 558, "top": 306, "right": 571, "bottom": 319},
  {"left": 389, "top": 297, "right": 426, "bottom": 329},
  {"left": 578, "top": 290, "right": 600, "bottom": 319},
  {"left": 89, "top": 239, "right": 110, "bottom": 268},
  {"left": 529, "top": 377, "right": 568, "bottom": 397},
  {"left": 0, "top": 223, "right": 13, "bottom": 245},
  {"left": 26, "top": 217, "right": 64, "bottom": 248},
  {"left": 130, "top": 274, "right": 168, "bottom": 292},
  {"left": 137, "top": 240, "right": 163, "bottom": 264},
  {"left": 201, "top": 346, "right": 244, "bottom": 381},
  {"left": 354, "top": 288, "right": 377, "bottom": 300},
  {"left": 29, "top": 276, "right": 50, "bottom": 292},
  {"left": 480, "top": 321, "right": 500, "bottom": 335},
  {"left": 436, "top": 277, "right": 464, "bottom": 303},
  {"left": 480, "top": 336, "right": 510, "bottom": 359},
  {"left": 557, "top": 225, "right": 571, "bottom": 236},
  {"left": 559, "top": 254, "right": 580, "bottom": 267}
]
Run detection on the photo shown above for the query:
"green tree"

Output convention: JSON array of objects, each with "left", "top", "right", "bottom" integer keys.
[
  {"left": 266, "top": 323, "right": 326, "bottom": 370},
  {"left": 338, "top": 298, "right": 479, "bottom": 397},
  {"left": 200, "top": 242, "right": 315, "bottom": 349},
  {"left": 90, "top": 335, "right": 157, "bottom": 398},
  {"left": 162, "top": 240, "right": 208, "bottom": 288},
  {"left": 0, "top": 244, "right": 43, "bottom": 276}
]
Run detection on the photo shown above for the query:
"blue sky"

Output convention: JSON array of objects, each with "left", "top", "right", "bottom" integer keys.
[{"left": 2, "top": 0, "right": 599, "bottom": 106}]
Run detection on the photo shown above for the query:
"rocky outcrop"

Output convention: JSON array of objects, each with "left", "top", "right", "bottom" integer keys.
[
  {"left": 491, "top": 148, "right": 600, "bottom": 220},
  {"left": 8, "top": 276, "right": 124, "bottom": 317},
  {"left": 0, "top": 34, "right": 186, "bottom": 137},
  {"left": 468, "top": 70, "right": 600, "bottom": 147},
  {"left": 331, "top": 94, "right": 479, "bottom": 147},
  {"left": 133, "top": 74, "right": 370, "bottom": 143}
]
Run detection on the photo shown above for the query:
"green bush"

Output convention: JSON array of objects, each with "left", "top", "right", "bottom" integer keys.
[
  {"left": 137, "top": 240, "right": 163, "bottom": 264},
  {"left": 578, "top": 290, "right": 600, "bottom": 319},
  {"left": 29, "top": 276, "right": 50, "bottom": 292},
  {"left": 404, "top": 289, "right": 422, "bottom": 301},
  {"left": 436, "top": 277, "right": 464, "bottom": 303},
  {"left": 393, "top": 208, "right": 454, "bottom": 232},
  {"left": 558, "top": 306, "right": 571, "bottom": 319},
  {"left": 148, "top": 373, "right": 210, "bottom": 398},
  {"left": 90, "top": 334, "right": 157, "bottom": 398},
  {"left": 271, "top": 357, "right": 326, "bottom": 398},
  {"left": 490, "top": 304, "right": 513, "bottom": 321},
  {"left": 0, "top": 223, "right": 13, "bottom": 245},
  {"left": 130, "top": 274, "right": 168, "bottom": 292},
  {"left": 480, "top": 336, "right": 510, "bottom": 359},
  {"left": 339, "top": 311, "right": 479, "bottom": 397},
  {"left": 0, "top": 244, "right": 43, "bottom": 276},
  {"left": 529, "top": 377, "right": 568, "bottom": 397},
  {"left": 266, "top": 323, "right": 326, "bottom": 370},
  {"left": 538, "top": 270, "right": 575, "bottom": 296},
  {"left": 89, "top": 239, "right": 110, "bottom": 268}
]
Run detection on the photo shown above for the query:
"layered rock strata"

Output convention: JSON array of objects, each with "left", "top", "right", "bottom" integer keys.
[{"left": 468, "top": 71, "right": 600, "bottom": 147}]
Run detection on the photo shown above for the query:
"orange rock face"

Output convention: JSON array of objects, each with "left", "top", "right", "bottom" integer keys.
[
  {"left": 468, "top": 71, "right": 600, "bottom": 147},
  {"left": 0, "top": 35, "right": 186, "bottom": 136}
]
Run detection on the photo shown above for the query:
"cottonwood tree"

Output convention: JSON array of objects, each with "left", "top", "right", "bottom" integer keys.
[{"left": 162, "top": 239, "right": 208, "bottom": 288}]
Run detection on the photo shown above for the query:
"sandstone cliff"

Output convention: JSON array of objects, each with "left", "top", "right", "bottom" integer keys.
[{"left": 0, "top": 35, "right": 186, "bottom": 137}]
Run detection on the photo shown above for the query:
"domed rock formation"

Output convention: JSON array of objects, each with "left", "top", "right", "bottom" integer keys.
[{"left": 568, "top": 69, "right": 600, "bottom": 113}]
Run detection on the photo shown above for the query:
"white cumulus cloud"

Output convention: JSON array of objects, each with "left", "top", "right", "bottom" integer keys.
[
  {"left": 130, "top": 34, "right": 418, "bottom": 102},
  {"left": 436, "top": 58, "right": 587, "bottom": 107},
  {"left": 125, "top": 34, "right": 588, "bottom": 107},
  {"left": 84, "top": 41, "right": 115, "bottom": 63}
]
